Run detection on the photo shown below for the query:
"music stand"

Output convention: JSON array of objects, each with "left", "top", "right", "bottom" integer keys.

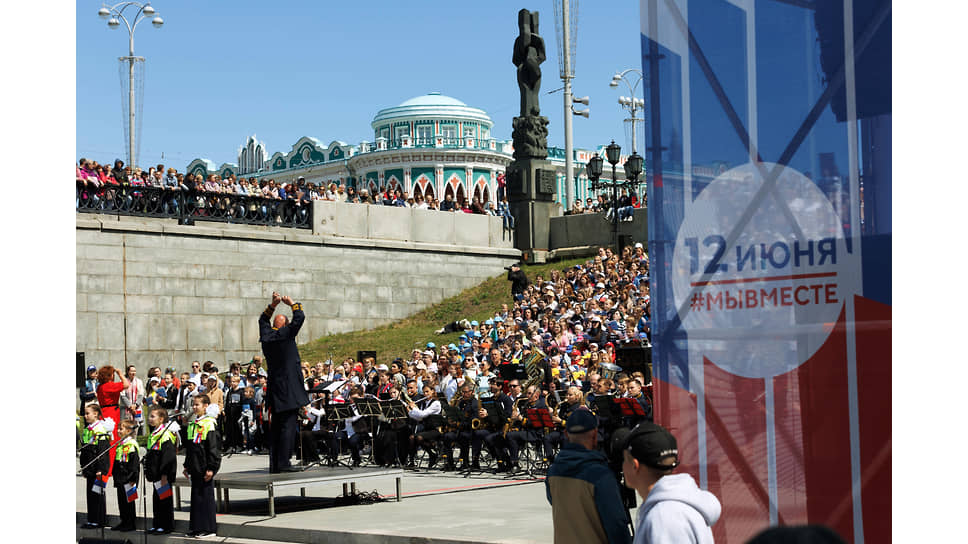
[
  {"left": 480, "top": 399, "right": 502, "bottom": 428},
  {"left": 526, "top": 408, "right": 554, "bottom": 432},
  {"left": 441, "top": 404, "right": 463, "bottom": 430},
  {"left": 384, "top": 399, "right": 407, "bottom": 420},
  {"left": 614, "top": 397, "right": 647, "bottom": 418},
  {"left": 594, "top": 394, "right": 619, "bottom": 423},
  {"left": 327, "top": 404, "right": 357, "bottom": 469}
]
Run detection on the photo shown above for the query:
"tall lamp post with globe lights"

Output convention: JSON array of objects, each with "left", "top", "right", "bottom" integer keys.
[
  {"left": 97, "top": 2, "right": 164, "bottom": 168},
  {"left": 587, "top": 141, "right": 643, "bottom": 253}
]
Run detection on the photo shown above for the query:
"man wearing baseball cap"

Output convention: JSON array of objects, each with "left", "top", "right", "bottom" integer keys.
[
  {"left": 621, "top": 422, "right": 720, "bottom": 543},
  {"left": 80, "top": 364, "right": 99, "bottom": 407},
  {"left": 546, "top": 408, "right": 632, "bottom": 544}
]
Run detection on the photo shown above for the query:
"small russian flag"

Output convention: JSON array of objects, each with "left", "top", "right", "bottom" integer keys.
[
  {"left": 154, "top": 481, "right": 172, "bottom": 500},
  {"left": 92, "top": 476, "right": 108, "bottom": 495},
  {"left": 124, "top": 483, "right": 138, "bottom": 503}
]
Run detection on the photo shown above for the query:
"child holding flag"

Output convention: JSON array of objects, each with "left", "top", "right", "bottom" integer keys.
[
  {"left": 183, "top": 394, "right": 221, "bottom": 538},
  {"left": 80, "top": 403, "right": 114, "bottom": 529},
  {"left": 144, "top": 407, "right": 179, "bottom": 534},
  {"left": 111, "top": 419, "right": 141, "bottom": 532}
]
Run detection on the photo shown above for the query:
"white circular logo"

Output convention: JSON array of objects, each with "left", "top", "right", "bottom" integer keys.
[{"left": 671, "top": 162, "right": 859, "bottom": 379}]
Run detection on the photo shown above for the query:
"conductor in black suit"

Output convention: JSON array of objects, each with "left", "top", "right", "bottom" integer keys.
[{"left": 259, "top": 291, "right": 310, "bottom": 473}]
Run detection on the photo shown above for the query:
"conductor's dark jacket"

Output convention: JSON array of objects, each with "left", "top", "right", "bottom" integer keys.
[{"left": 259, "top": 302, "right": 310, "bottom": 413}]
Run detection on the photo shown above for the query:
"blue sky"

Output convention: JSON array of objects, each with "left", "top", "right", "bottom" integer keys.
[{"left": 76, "top": 0, "right": 644, "bottom": 170}]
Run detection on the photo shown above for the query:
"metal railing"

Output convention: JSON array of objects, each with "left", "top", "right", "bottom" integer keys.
[{"left": 76, "top": 182, "right": 312, "bottom": 229}]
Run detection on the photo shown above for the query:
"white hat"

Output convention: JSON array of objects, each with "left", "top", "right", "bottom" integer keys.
[
  {"left": 634, "top": 242, "right": 643, "bottom": 249},
  {"left": 377, "top": 364, "right": 389, "bottom": 371}
]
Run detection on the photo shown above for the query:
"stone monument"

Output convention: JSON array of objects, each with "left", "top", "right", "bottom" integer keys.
[{"left": 508, "top": 8, "right": 557, "bottom": 263}]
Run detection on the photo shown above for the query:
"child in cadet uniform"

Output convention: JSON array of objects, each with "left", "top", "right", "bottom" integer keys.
[
  {"left": 111, "top": 419, "right": 141, "bottom": 532},
  {"left": 182, "top": 394, "right": 221, "bottom": 538},
  {"left": 144, "top": 406, "right": 179, "bottom": 534},
  {"left": 80, "top": 403, "right": 114, "bottom": 529}
]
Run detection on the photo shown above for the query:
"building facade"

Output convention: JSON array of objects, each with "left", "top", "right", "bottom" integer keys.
[{"left": 187, "top": 92, "right": 638, "bottom": 212}]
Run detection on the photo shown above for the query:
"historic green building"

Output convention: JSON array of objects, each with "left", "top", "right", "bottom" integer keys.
[{"left": 187, "top": 92, "right": 633, "bottom": 210}]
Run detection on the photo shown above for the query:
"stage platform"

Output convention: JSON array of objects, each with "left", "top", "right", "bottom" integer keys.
[{"left": 173, "top": 465, "right": 403, "bottom": 517}]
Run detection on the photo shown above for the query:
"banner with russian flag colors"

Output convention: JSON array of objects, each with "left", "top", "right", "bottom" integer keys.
[
  {"left": 124, "top": 483, "right": 138, "bottom": 503},
  {"left": 154, "top": 480, "right": 172, "bottom": 500},
  {"left": 91, "top": 475, "right": 108, "bottom": 495},
  {"left": 642, "top": 0, "right": 891, "bottom": 542}
]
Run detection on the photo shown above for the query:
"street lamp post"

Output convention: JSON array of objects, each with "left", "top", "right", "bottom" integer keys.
[
  {"left": 610, "top": 69, "right": 645, "bottom": 154},
  {"left": 588, "top": 141, "right": 644, "bottom": 253},
  {"left": 98, "top": 2, "right": 164, "bottom": 168}
]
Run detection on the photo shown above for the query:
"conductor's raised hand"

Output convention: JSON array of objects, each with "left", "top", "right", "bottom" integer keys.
[
  {"left": 281, "top": 295, "right": 294, "bottom": 306},
  {"left": 271, "top": 292, "right": 282, "bottom": 306}
]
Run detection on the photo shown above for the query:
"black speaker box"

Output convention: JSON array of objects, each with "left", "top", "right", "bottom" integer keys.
[
  {"left": 615, "top": 345, "right": 652, "bottom": 384},
  {"left": 77, "top": 352, "right": 87, "bottom": 389}
]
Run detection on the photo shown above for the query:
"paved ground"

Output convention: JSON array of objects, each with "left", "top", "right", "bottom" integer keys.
[{"left": 76, "top": 451, "right": 641, "bottom": 543}]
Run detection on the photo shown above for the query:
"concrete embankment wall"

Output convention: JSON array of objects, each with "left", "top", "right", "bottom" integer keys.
[
  {"left": 548, "top": 208, "right": 648, "bottom": 258},
  {"left": 76, "top": 201, "right": 519, "bottom": 371}
]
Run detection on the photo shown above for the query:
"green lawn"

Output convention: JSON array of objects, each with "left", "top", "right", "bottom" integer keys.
[{"left": 299, "top": 257, "right": 590, "bottom": 365}]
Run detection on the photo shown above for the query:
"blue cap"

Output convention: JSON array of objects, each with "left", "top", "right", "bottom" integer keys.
[
  {"left": 494, "top": 316, "right": 504, "bottom": 322},
  {"left": 485, "top": 319, "right": 494, "bottom": 325},
  {"left": 473, "top": 331, "right": 482, "bottom": 338},
  {"left": 471, "top": 321, "right": 479, "bottom": 326},
  {"left": 565, "top": 409, "right": 599, "bottom": 433},
  {"left": 86, "top": 365, "right": 97, "bottom": 372},
  {"left": 448, "top": 343, "right": 458, "bottom": 350},
  {"left": 426, "top": 342, "right": 436, "bottom": 348}
]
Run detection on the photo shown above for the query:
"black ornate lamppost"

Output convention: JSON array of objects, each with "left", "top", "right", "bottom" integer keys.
[{"left": 587, "top": 140, "right": 644, "bottom": 253}]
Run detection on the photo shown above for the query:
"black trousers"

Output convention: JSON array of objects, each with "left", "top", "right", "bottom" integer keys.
[
  {"left": 298, "top": 429, "right": 333, "bottom": 462},
  {"left": 115, "top": 486, "right": 136, "bottom": 528},
  {"left": 331, "top": 431, "right": 363, "bottom": 463},
  {"left": 151, "top": 480, "right": 174, "bottom": 531},
  {"left": 484, "top": 431, "right": 510, "bottom": 463},
  {"left": 189, "top": 475, "right": 216, "bottom": 534},
  {"left": 456, "top": 429, "right": 491, "bottom": 461},
  {"left": 84, "top": 476, "right": 107, "bottom": 526},
  {"left": 268, "top": 408, "right": 299, "bottom": 472},
  {"left": 507, "top": 429, "right": 553, "bottom": 461},
  {"left": 414, "top": 429, "right": 442, "bottom": 457}
]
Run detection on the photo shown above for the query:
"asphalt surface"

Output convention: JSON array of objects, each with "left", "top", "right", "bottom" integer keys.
[{"left": 75, "top": 449, "right": 624, "bottom": 543}]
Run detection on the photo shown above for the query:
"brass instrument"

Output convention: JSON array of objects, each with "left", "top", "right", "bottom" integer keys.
[
  {"left": 502, "top": 396, "right": 530, "bottom": 438},
  {"left": 470, "top": 380, "right": 485, "bottom": 430},
  {"left": 521, "top": 348, "right": 547, "bottom": 392}
]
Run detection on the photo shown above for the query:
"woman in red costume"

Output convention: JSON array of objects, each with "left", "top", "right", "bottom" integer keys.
[{"left": 95, "top": 365, "right": 130, "bottom": 474}]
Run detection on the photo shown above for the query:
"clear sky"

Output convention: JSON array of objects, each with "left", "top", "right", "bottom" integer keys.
[{"left": 76, "top": 0, "right": 644, "bottom": 170}]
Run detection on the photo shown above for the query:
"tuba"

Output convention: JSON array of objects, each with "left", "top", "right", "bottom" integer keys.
[{"left": 521, "top": 348, "right": 547, "bottom": 392}]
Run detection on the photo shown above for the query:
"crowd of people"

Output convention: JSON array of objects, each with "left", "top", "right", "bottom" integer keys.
[
  {"left": 76, "top": 240, "right": 727, "bottom": 542},
  {"left": 75, "top": 158, "right": 517, "bottom": 228},
  {"left": 78, "top": 241, "right": 652, "bottom": 469},
  {"left": 567, "top": 189, "right": 644, "bottom": 222}
]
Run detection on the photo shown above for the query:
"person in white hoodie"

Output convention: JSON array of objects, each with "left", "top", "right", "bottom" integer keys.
[{"left": 621, "top": 422, "right": 721, "bottom": 544}]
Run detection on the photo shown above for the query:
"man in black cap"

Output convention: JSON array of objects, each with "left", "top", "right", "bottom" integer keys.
[
  {"left": 621, "top": 422, "right": 721, "bottom": 543},
  {"left": 259, "top": 291, "right": 309, "bottom": 473},
  {"left": 545, "top": 408, "right": 632, "bottom": 544}
]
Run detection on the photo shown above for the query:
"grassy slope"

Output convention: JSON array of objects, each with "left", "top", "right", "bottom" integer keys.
[{"left": 299, "top": 257, "right": 589, "bottom": 365}]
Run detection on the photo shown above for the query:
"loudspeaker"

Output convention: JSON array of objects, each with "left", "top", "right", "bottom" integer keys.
[
  {"left": 77, "top": 352, "right": 87, "bottom": 389},
  {"left": 357, "top": 350, "right": 376, "bottom": 364},
  {"left": 615, "top": 346, "right": 652, "bottom": 384}
]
